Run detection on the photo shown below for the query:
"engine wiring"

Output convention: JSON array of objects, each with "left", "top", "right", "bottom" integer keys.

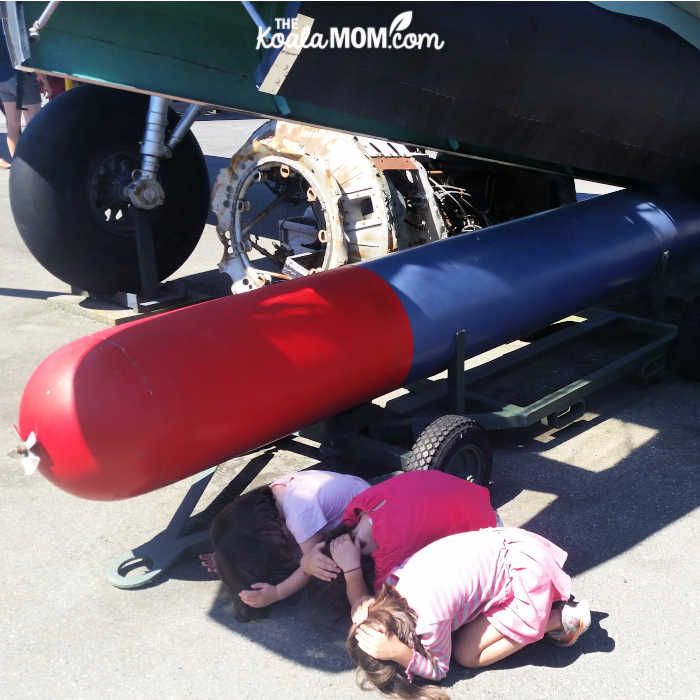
[{"left": 429, "top": 176, "right": 490, "bottom": 234}]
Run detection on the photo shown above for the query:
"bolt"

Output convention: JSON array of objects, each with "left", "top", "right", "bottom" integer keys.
[{"left": 142, "top": 187, "right": 158, "bottom": 204}]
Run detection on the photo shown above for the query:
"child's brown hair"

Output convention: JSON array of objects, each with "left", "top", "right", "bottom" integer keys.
[
  {"left": 210, "top": 485, "right": 299, "bottom": 622},
  {"left": 346, "top": 583, "right": 448, "bottom": 700}
]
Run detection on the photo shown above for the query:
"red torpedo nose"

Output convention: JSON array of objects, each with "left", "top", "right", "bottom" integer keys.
[
  {"left": 18, "top": 333, "right": 172, "bottom": 500},
  {"left": 17, "top": 267, "right": 413, "bottom": 500}
]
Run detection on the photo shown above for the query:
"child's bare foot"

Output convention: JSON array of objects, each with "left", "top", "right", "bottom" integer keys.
[{"left": 199, "top": 552, "right": 218, "bottom": 575}]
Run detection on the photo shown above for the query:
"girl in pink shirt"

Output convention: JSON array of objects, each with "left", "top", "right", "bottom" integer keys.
[
  {"left": 329, "top": 470, "right": 499, "bottom": 608},
  {"left": 340, "top": 528, "right": 590, "bottom": 699}
]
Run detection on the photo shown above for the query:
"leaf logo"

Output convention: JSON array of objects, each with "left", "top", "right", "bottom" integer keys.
[{"left": 389, "top": 11, "right": 413, "bottom": 35}]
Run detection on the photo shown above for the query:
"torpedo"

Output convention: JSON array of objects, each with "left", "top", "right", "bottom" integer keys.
[{"left": 16, "top": 188, "right": 700, "bottom": 499}]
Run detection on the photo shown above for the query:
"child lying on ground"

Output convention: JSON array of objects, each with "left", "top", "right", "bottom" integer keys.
[
  {"left": 206, "top": 469, "right": 368, "bottom": 620},
  {"left": 346, "top": 527, "right": 590, "bottom": 699},
  {"left": 328, "top": 470, "right": 500, "bottom": 608}
]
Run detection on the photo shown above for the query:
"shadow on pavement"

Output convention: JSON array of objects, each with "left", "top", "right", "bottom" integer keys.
[
  {"left": 0, "top": 287, "right": 67, "bottom": 299},
  {"left": 203, "top": 155, "right": 231, "bottom": 226},
  {"left": 121, "top": 361, "right": 694, "bottom": 677},
  {"left": 444, "top": 611, "right": 614, "bottom": 688},
  {"left": 181, "top": 269, "right": 233, "bottom": 298},
  {"left": 207, "top": 575, "right": 354, "bottom": 674},
  {"left": 490, "top": 379, "right": 700, "bottom": 577}
]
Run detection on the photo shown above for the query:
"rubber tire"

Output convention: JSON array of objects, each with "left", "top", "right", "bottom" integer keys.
[
  {"left": 409, "top": 415, "right": 493, "bottom": 486},
  {"left": 9, "top": 85, "right": 210, "bottom": 293},
  {"left": 676, "top": 297, "right": 700, "bottom": 380}
]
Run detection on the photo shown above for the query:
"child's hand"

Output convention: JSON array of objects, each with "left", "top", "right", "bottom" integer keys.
[
  {"left": 238, "top": 582, "right": 280, "bottom": 608},
  {"left": 301, "top": 542, "right": 340, "bottom": 581},
  {"left": 198, "top": 552, "right": 218, "bottom": 575},
  {"left": 351, "top": 596, "right": 375, "bottom": 625},
  {"left": 355, "top": 624, "right": 412, "bottom": 665},
  {"left": 330, "top": 533, "right": 361, "bottom": 573}
]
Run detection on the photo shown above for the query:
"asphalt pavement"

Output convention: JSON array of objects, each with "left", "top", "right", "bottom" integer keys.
[{"left": 0, "top": 113, "right": 698, "bottom": 700}]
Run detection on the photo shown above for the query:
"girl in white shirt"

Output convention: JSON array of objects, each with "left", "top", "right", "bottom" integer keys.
[{"left": 208, "top": 469, "right": 368, "bottom": 621}]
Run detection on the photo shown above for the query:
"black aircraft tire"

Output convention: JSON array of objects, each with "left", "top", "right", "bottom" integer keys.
[
  {"left": 9, "top": 85, "right": 210, "bottom": 293},
  {"left": 676, "top": 297, "right": 700, "bottom": 380},
  {"left": 408, "top": 415, "right": 493, "bottom": 486}
]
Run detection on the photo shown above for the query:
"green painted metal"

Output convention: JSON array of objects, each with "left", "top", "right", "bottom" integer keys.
[
  {"left": 443, "top": 312, "right": 677, "bottom": 430},
  {"left": 13, "top": 1, "right": 598, "bottom": 180},
  {"left": 306, "top": 310, "right": 678, "bottom": 473},
  {"left": 19, "top": 3, "right": 439, "bottom": 145},
  {"left": 22, "top": 2, "right": 283, "bottom": 113},
  {"left": 383, "top": 310, "right": 678, "bottom": 432}
]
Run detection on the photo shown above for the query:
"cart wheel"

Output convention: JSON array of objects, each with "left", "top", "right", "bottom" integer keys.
[
  {"left": 10, "top": 85, "right": 210, "bottom": 294},
  {"left": 409, "top": 415, "right": 492, "bottom": 486},
  {"left": 676, "top": 297, "right": 700, "bottom": 380}
]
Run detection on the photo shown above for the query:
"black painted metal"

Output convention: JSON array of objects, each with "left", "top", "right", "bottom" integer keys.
[{"left": 285, "top": 2, "right": 700, "bottom": 188}]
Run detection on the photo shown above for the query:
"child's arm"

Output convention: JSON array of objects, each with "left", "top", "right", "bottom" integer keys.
[
  {"left": 238, "top": 531, "right": 337, "bottom": 608},
  {"left": 403, "top": 622, "right": 451, "bottom": 680},
  {"left": 239, "top": 533, "right": 328, "bottom": 608},
  {"left": 344, "top": 568, "right": 372, "bottom": 608},
  {"left": 239, "top": 566, "right": 310, "bottom": 607},
  {"left": 273, "top": 566, "right": 310, "bottom": 601},
  {"left": 355, "top": 621, "right": 450, "bottom": 681},
  {"left": 330, "top": 533, "right": 372, "bottom": 608}
]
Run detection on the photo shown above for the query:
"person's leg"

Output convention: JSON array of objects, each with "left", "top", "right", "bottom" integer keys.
[
  {"left": 2, "top": 100, "right": 22, "bottom": 158},
  {"left": 20, "top": 73, "right": 43, "bottom": 124},
  {"left": 453, "top": 607, "right": 563, "bottom": 669},
  {"left": 23, "top": 103, "right": 41, "bottom": 125},
  {"left": 0, "top": 100, "right": 22, "bottom": 167}
]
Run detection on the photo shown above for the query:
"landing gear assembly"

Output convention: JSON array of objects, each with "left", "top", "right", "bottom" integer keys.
[{"left": 10, "top": 86, "right": 210, "bottom": 296}]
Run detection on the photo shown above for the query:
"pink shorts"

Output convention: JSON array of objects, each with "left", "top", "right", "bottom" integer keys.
[{"left": 485, "top": 530, "right": 572, "bottom": 645}]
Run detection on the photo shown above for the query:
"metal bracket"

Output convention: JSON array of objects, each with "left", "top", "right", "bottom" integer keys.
[
  {"left": 107, "top": 467, "right": 217, "bottom": 589},
  {"left": 447, "top": 329, "right": 466, "bottom": 414},
  {"left": 650, "top": 249, "right": 670, "bottom": 320},
  {"left": 542, "top": 400, "right": 586, "bottom": 429},
  {"left": 89, "top": 280, "right": 187, "bottom": 313},
  {"left": 166, "top": 103, "right": 203, "bottom": 151},
  {"left": 124, "top": 96, "right": 170, "bottom": 210},
  {"left": 28, "top": 0, "right": 60, "bottom": 40},
  {"left": 131, "top": 207, "right": 163, "bottom": 299},
  {"left": 80, "top": 208, "right": 187, "bottom": 310},
  {"left": 107, "top": 447, "right": 279, "bottom": 589},
  {"left": 73, "top": 209, "right": 186, "bottom": 309}
]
